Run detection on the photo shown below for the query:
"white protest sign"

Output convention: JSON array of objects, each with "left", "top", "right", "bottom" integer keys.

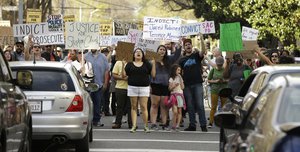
[
  {"left": 111, "top": 35, "right": 128, "bottom": 46},
  {"left": 65, "top": 22, "right": 99, "bottom": 49},
  {"left": 143, "top": 16, "right": 181, "bottom": 41},
  {"left": 32, "top": 33, "right": 64, "bottom": 45},
  {"left": 13, "top": 22, "right": 49, "bottom": 37},
  {"left": 47, "top": 14, "right": 63, "bottom": 33},
  {"left": 242, "top": 26, "right": 259, "bottom": 40},
  {"left": 200, "top": 21, "right": 215, "bottom": 34},
  {"left": 181, "top": 23, "right": 201, "bottom": 36},
  {"left": 99, "top": 35, "right": 112, "bottom": 46},
  {"left": 135, "top": 38, "right": 160, "bottom": 52},
  {"left": 127, "top": 29, "right": 143, "bottom": 43}
]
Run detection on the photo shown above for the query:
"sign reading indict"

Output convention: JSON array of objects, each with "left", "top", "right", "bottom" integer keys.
[
  {"left": 47, "top": 14, "right": 63, "bottom": 33},
  {"left": 26, "top": 9, "right": 42, "bottom": 23},
  {"left": 13, "top": 22, "right": 49, "bottom": 37},
  {"left": 143, "top": 16, "right": 181, "bottom": 41},
  {"left": 0, "top": 27, "right": 14, "bottom": 46},
  {"left": 65, "top": 22, "right": 100, "bottom": 49},
  {"left": 242, "top": 26, "right": 259, "bottom": 40}
]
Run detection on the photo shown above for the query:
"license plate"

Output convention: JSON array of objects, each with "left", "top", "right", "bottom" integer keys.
[{"left": 29, "top": 101, "right": 42, "bottom": 113}]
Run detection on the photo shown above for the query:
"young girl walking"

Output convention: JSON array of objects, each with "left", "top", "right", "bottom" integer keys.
[{"left": 167, "top": 64, "right": 186, "bottom": 131}]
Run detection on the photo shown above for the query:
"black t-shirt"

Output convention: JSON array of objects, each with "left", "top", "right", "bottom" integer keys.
[
  {"left": 179, "top": 53, "right": 204, "bottom": 86},
  {"left": 125, "top": 61, "right": 152, "bottom": 86}
]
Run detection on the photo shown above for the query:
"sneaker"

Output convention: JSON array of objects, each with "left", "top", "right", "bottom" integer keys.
[
  {"left": 201, "top": 126, "right": 208, "bottom": 132},
  {"left": 112, "top": 124, "right": 121, "bottom": 129},
  {"left": 162, "top": 125, "right": 170, "bottom": 131},
  {"left": 144, "top": 126, "right": 150, "bottom": 133},
  {"left": 150, "top": 124, "right": 158, "bottom": 130},
  {"left": 207, "top": 123, "right": 213, "bottom": 128},
  {"left": 93, "top": 122, "right": 104, "bottom": 127},
  {"left": 130, "top": 126, "right": 137, "bottom": 133},
  {"left": 184, "top": 126, "right": 196, "bottom": 131},
  {"left": 171, "top": 127, "right": 179, "bottom": 132}
]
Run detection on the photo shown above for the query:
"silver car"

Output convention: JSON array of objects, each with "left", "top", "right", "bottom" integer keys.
[{"left": 10, "top": 61, "right": 94, "bottom": 152}]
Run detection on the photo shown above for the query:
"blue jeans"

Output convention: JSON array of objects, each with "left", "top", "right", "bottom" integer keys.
[
  {"left": 91, "top": 87, "right": 103, "bottom": 123},
  {"left": 184, "top": 83, "right": 207, "bottom": 127}
]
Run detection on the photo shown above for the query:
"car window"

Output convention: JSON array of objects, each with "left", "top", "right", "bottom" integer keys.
[
  {"left": 71, "top": 66, "right": 85, "bottom": 88},
  {"left": 12, "top": 69, "right": 75, "bottom": 91},
  {"left": 0, "top": 52, "right": 11, "bottom": 82},
  {"left": 251, "top": 72, "right": 268, "bottom": 94},
  {"left": 277, "top": 87, "right": 300, "bottom": 123},
  {"left": 238, "top": 73, "right": 257, "bottom": 97}
]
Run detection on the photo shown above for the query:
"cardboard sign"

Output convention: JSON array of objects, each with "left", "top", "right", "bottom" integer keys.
[
  {"left": 225, "top": 41, "right": 257, "bottom": 59},
  {"left": 26, "top": 9, "right": 42, "bottom": 23},
  {"left": 99, "top": 35, "right": 112, "bottom": 46},
  {"left": 242, "top": 26, "right": 259, "bottom": 40},
  {"left": 100, "top": 23, "right": 112, "bottom": 35},
  {"left": 200, "top": 21, "right": 215, "bottom": 34},
  {"left": 143, "top": 16, "right": 181, "bottom": 41},
  {"left": 145, "top": 50, "right": 161, "bottom": 61},
  {"left": 65, "top": 22, "right": 99, "bottom": 49},
  {"left": 47, "top": 14, "right": 63, "bottom": 33},
  {"left": 180, "top": 23, "right": 201, "bottom": 36},
  {"left": 220, "top": 22, "right": 243, "bottom": 52},
  {"left": 13, "top": 22, "right": 49, "bottom": 37},
  {"left": 127, "top": 29, "right": 143, "bottom": 44},
  {"left": 115, "top": 41, "right": 135, "bottom": 62},
  {"left": 135, "top": 38, "right": 160, "bottom": 52},
  {"left": 32, "top": 33, "right": 64, "bottom": 45},
  {"left": 0, "top": 27, "right": 14, "bottom": 46},
  {"left": 111, "top": 36, "right": 128, "bottom": 46}
]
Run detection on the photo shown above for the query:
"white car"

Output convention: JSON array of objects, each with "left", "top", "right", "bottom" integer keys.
[{"left": 10, "top": 61, "right": 94, "bottom": 152}]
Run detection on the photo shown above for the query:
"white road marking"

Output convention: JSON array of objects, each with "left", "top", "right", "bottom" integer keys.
[
  {"left": 90, "top": 149, "right": 218, "bottom": 152},
  {"left": 92, "top": 138, "right": 219, "bottom": 144},
  {"left": 94, "top": 129, "right": 220, "bottom": 134}
]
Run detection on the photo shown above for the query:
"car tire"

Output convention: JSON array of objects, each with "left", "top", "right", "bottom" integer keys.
[
  {"left": 89, "top": 124, "right": 93, "bottom": 142},
  {"left": 75, "top": 128, "right": 89, "bottom": 152}
]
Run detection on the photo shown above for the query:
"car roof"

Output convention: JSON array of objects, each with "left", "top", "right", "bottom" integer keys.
[
  {"left": 252, "top": 64, "right": 300, "bottom": 74},
  {"left": 9, "top": 61, "right": 71, "bottom": 69}
]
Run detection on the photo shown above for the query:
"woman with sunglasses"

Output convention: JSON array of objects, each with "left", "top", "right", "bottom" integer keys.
[{"left": 24, "top": 35, "right": 46, "bottom": 61}]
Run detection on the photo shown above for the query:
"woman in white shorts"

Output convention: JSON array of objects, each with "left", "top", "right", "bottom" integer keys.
[{"left": 123, "top": 48, "right": 156, "bottom": 133}]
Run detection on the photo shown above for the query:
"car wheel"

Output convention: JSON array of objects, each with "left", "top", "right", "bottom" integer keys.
[
  {"left": 75, "top": 128, "right": 89, "bottom": 152},
  {"left": 22, "top": 125, "right": 32, "bottom": 152},
  {"left": 89, "top": 124, "right": 93, "bottom": 142}
]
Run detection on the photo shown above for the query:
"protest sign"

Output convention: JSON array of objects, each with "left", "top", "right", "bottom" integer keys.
[
  {"left": 0, "top": 27, "right": 14, "bottom": 46},
  {"left": 111, "top": 36, "right": 128, "bottom": 46},
  {"left": 114, "top": 21, "right": 138, "bottom": 35},
  {"left": 26, "top": 9, "right": 42, "bottom": 23},
  {"left": 47, "top": 14, "right": 63, "bottom": 33},
  {"left": 225, "top": 41, "right": 257, "bottom": 59},
  {"left": 145, "top": 50, "right": 161, "bottom": 61},
  {"left": 100, "top": 23, "right": 112, "bottom": 35},
  {"left": 13, "top": 22, "right": 49, "bottom": 37},
  {"left": 242, "top": 26, "right": 259, "bottom": 40},
  {"left": 127, "top": 29, "right": 143, "bottom": 44},
  {"left": 180, "top": 23, "right": 201, "bottom": 36},
  {"left": 0, "top": 20, "right": 11, "bottom": 27},
  {"left": 63, "top": 15, "right": 75, "bottom": 23},
  {"left": 220, "top": 22, "right": 243, "bottom": 52},
  {"left": 32, "top": 33, "right": 64, "bottom": 45},
  {"left": 135, "top": 38, "right": 160, "bottom": 52},
  {"left": 143, "top": 16, "right": 181, "bottom": 41},
  {"left": 115, "top": 41, "right": 135, "bottom": 62},
  {"left": 99, "top": 35, "right": 112, "bottom": 46},
  {"left": 200, "top": 21, "right": 215, "bottom": 34},
  {"left": 65, "top": 22, "right": 100, "bottom": 49}
]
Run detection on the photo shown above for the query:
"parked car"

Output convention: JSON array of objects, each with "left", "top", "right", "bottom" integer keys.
[
  {"left": 10, "top": 61, "right": 95, "bottom": 152},
  {"left": 0, "top": 50, "right": 33, "bottom": 151},
  {"left": 215, "top": 75, "right": 300, "bottom": 152},
  {"left": 218, "top": 64, "right": 300, "bottom": 151}
]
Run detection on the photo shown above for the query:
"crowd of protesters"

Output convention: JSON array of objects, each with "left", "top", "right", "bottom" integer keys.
[{"left": 1, "top": 33, "right": 300, "bottom": 133}]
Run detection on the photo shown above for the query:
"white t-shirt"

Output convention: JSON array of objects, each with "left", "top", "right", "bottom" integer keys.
[{"left": 169, "top": 75, "right": 183, "bottom": 94}]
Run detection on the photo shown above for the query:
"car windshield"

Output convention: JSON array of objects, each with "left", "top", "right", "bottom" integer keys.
[
  {"left": 12, "top": 69, "right": 75, "bottom": 91},
  {"left": 277, "top": 87, "right": 300, "bottom": 124}
]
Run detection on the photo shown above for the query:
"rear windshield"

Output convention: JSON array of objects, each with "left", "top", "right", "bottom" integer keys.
[{"left": 12, "top": 69, "right": 75, "bottom": 91}]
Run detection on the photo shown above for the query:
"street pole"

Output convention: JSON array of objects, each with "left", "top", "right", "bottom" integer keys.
[{"left": 18, "top": 0, "right": 24, "bottom": 41}]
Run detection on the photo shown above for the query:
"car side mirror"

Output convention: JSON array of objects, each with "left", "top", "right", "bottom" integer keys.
[
  {"left": 16, "top": 70, "right": 33, "bottom": 89},
  {"left": 214, "top": 112, "right": 238, "bottom": 130},
  {"left": 86, "top": 83, "right": 99, "bottom": 92},
  {"left": 234, "top": 96, "right": 244, "bottom": 103}
]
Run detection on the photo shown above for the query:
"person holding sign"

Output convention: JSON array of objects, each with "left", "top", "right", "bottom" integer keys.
[
  {"left": 123, "top": 48, "right": 156, "bottom": 133},
  {"left": 178, "top": 35, "right": 208, "bottom": 132},
  {"left": 150, "top": 43, "right": 182, "bottom": 131}
]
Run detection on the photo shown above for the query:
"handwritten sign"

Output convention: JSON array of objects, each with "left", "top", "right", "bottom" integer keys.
[
  {"left": 127, "top": 29, "right": 143, "bottom": 43},
  {"left": 143, "top": 16, "right": 181, "bottom": 41},
  {"left": 114, "top": 21, "right": 138, "bottom": 35},
  {"left": 242, "top": 26, "right": 259, "bottom": 40},
  {"left": 26, "top": 9, "right": 42, "bottom": 23},
  {"left": 111, "top": 36, "right": 128, "bottom": 46},
  {"left": 32, "top": 33, "right": 64, "bottom": 45},
  {"left": 135, "top": 38, "right": 160, "bottom": 52},
  {"left": 181, "top": 23, "right": 201, "bottom": 36},
  {"left": 225, "top": 41, "right": 258, "bottom": 59},
  {"left": 47, "top": 14, "right": 63, "bottom": 33},
  {"left": 115, "top": 41, "right": 135, "bottom": 62},
  {"left": 65, "top": 22, "right": 99, "bottom": 49},
  {"left": 0, "top": 27, "right": 14, "bottom": 46},
  {"left": 99, "top": 35, "right": 112, "bottom": 46},
  {"left": 100, "top": 23, "right": 112, "bottom": 35},
  {"left": 200, "top": 21, "right": 215, "bottom": 34},
  {"left": 13, "top": 23, "right": 49, "bottom": 37}
]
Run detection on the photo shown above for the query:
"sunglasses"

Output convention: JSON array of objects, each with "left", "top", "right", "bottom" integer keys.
[
  {"left": 271, "top": 55, "right": 278, "bottom": 58},
  {"left": 33, "top": 46, "right": 40, "bottom": 48}
]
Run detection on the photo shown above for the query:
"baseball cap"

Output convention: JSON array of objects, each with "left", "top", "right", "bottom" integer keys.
[{"left": 215, "top": 56, "right": 224, "bottom": 65}]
